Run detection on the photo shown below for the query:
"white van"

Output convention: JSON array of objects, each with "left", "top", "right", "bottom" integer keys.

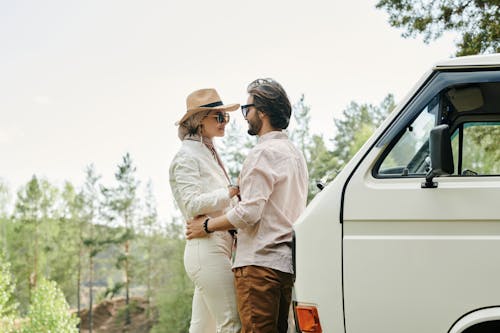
[{"left": 293, "top": 53, "right": 500, "bottom": 333}]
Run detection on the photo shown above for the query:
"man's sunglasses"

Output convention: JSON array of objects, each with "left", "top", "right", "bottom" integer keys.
[
  {"left": 206, "top": 112, "right": 230, "bottom": 124},
  {"left": 241, "top": 104, "right": 255, "bottom": 118}
]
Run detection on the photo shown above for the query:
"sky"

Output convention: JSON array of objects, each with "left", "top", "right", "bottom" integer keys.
[{"left": 0, "top": 0, "right": 457, "bottom": 221}]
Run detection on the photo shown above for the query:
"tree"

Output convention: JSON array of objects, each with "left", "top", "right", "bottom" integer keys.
[
  {"left": 0, "top": 179, "right": 10, "bottom": 217},
  {"left": 307, "top": 134, "right": 341, "bottom": 196},
  {"left": 290, "top": 94, "right": 313, "bottom": 161},
  {"left": 332, "top": 94, "right": 395, "bottom": 165},
  {"left": 289, "top": 95, "right": 335, "bottom": 202},
  {"left": 101, "top": 153, "right": 140, "bottom": 326},
  {"left": 13, "top": 176, "right": 43, "bottom": 295},
  {"left": 136, "top": 180, "right": 158, "bottom": 320},
  {"left": 376, "top": 0, "right": 500, "bottom": 56},
  {"left": 80, "top": 164, "right": 103, "bottom": 333},
  {"left": 462, "top": 125, "right": 500, "bottom": 174},
  {"left": 0, "top": 254, "right": 18, "bottom": 333},
  {"left": 60, "top": 182, "right": 85, "bottom": 326},
  {"left": 150, "top": 218, "right": 193, "bottom": 333},
  {"left": 0, "top": 180, "right": 11, "bottom": 258},
  {"left": 22, "top": 278, "right": 79, "bottom": 333},
  {"left": 12, "top": 176, "right": 58, "bottom": 309}
]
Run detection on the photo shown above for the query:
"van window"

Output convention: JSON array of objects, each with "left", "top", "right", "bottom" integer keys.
[
  {"left": 376, "top": 81, "right": 500, "bottom": 178},
  {"left": 377, "top": 97, "right": 438, "bottom": 176},
  {"left": 451, "top": 122, "right": 500, "bottom": 176}
]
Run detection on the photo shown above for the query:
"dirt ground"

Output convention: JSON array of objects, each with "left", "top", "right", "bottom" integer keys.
[{"left": 77, "top": 297, "right": 157, "bottom": 333}]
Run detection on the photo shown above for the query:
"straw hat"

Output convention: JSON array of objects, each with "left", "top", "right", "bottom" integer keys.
[{"left": 176, "top": 88, "right": 240, "bottom": 125}]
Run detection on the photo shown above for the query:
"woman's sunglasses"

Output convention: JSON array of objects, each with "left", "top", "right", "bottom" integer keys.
[{"left": 206, "top": 112, "right": 230, "bottom": 124}]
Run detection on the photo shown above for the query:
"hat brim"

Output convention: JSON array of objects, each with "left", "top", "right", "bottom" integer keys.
[{"left": 176, "top": 103, "right": 240, "bottom": 125}]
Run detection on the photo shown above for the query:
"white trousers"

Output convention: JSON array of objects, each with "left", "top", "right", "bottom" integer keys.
[{"left": 184, "top": 232, "right": 241, "bottom": 333}]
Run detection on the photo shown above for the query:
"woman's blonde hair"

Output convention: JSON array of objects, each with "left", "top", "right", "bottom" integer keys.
[{"left": 177, "top": 110, "right": 211, "bottom": 140}]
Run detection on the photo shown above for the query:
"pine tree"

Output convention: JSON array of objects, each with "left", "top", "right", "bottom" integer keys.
[
  {"left": 332, "top": 94, "right": 395, "bottom": 165},
  {"left": 12, "top": 176, "right": 58, "bottom": 309},
  {"left": 101, "top": 153, "right": 140, "bottom": 326},
  {"left": 138, "top": 180, "right": 158, "bottom": 320},
  {"left": 0, "top": 180, "right": 11, "bottom": 258},
  {"left": 60, "top": 182, "right": 86, "bottom": 329},
  {"left": 80, "top": 165, "right": 102, "bottom": 333}
]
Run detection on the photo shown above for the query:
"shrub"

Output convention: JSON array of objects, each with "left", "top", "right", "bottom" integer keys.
[
  {"left": 0, "top": 254, "right": 18, "bottom": 333},
  {"left": 22, "top": 278, "right": 79, "bottom": 333}
]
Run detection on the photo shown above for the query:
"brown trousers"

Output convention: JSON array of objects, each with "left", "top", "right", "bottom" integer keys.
[{"left": 233, "top": 265, "right": 294, "bottom": 333}]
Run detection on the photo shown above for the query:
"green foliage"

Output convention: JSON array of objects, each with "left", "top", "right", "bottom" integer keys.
[
  {"left": 151, "top": 283, "right": 192, "bottom": 333},
  {"left": 11, "top": 175, "right": 60, "bottom": 311},
  {"left": 0, "top": 314, "right": 16, "bottom": 333},
  {"left": 0, "top": 255, "right": 16, "bottom": 314},
  {"left": 290, "top": 96, "right": 337, "bottom": 201},
  {"left": 115, "top": 299, "right": 142, "bottom": 326},
  {"left": 134, "top": 180, "right": 159, "bottom": 319},
  {"left": 0, "top": 254, "right": 18, "bottom": 333},
  {"left": 101, "top": 153, "right": 141, "bottom": 325},
  {"left": 0, "top": 181, "right": 11, "bottom": 272},
  {"left": 376, "top": 0, "right": 500, "bottom": 55},
  {"left": 333, "top": 94, "right": 395, "bottom": 165},
  {"left": 101, "top": 281, "right": 125, "bottom": 300},
  {"left": 101, "top": 153, "right": 140, "bottom": 229},
  {"left": 52, "top": 182, "right": 82, "bottom": 307},
  {"left": 22, "top": 278, "right": 79, "bottom": 333},
  {"left": 0, "top": 179, "right": 11, "bottom": 218},
  {"left": 307, "top": 134, "right": 341, "bottom": 191},
  {"left": 150, "top": 220, "right": 192, "bottom": 333},
  {"left": 460, "top": 124, "right": 500, "bottom": 174}
]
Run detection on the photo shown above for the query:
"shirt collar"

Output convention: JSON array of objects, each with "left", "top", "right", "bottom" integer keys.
[{"left": 258, "top": 130, "right": 288, "bottom": 143}]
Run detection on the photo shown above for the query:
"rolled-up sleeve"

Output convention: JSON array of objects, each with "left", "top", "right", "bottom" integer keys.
[
  {"left": 226, "top": 151, "right": 275, "bottom": 229},
  {"left": 171, "top": 153, "right": 230, "bottom": 218}
]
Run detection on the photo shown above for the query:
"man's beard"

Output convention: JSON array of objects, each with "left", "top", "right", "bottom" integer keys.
[{"left": 247, "top": 116, "right": 263, "bottom": 136}]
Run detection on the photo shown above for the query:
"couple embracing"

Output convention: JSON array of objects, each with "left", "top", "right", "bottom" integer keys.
[{"left": 169, "top": 78, "right": 308, "bottom": 333}]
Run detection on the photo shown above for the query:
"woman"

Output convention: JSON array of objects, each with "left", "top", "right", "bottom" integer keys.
[{"left": 169, "top": 88, "right": 241, "bottom": 333}]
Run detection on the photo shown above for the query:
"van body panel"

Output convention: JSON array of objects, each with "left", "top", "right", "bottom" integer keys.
[
  {"left": 294, "top": 172, "right": 346, "bottom": 333},
  {"left": 293, "top": 53, "right": 500, "bottom": 332},
  {"left": 341, "top": 57, "right": 500, "bottom": 332},
  {"left": 449, "top": 307, "right": 500, "bottom": 333},
  {"left": 434, "top": 53, "right": 500, "bottom": 68},
  {"left": 343, "top": 167, "right": 500, "bottom": 332}
]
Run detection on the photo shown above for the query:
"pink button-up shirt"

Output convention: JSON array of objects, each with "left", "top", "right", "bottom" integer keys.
[{"left": 226, "top": 131, "right": 308, "bottom": 274}]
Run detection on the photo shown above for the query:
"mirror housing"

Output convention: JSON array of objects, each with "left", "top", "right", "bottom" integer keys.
[{"left": 422, "top": 124, "right": 454, "bottom": 188}]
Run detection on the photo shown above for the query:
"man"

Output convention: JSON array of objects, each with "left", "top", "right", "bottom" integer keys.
[{"left": 186, "top": 78, "right": 308, "bottom": 333}]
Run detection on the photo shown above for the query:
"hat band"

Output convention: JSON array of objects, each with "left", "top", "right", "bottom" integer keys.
[{"left": 199, "top": 101, "right": 223, "bottom": 108}]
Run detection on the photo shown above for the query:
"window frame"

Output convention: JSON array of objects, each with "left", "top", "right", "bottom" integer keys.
[
  {"left": 450, "top": 120, "right": 500, "bottom": 176},
  {"left": 373, "top": 69, "right": 500, "bottom": 179}
]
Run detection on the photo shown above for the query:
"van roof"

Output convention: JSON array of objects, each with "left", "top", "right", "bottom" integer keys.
[{"left": 434, "top": 53, "right": 500, "bottom": 69}]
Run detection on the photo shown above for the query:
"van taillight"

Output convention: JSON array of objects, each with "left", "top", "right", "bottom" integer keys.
[{"left": 294, "top": 303, "right": 322, "bottom": 333}]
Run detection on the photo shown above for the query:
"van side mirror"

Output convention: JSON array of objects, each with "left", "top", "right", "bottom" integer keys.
[{"left": 422, "top": 124, "right": 454, "bottom": 188}]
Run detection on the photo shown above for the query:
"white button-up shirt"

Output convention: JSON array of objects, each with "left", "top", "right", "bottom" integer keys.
[
  {"left": 226, "top": 131, "right": 309, "bottom": 274},
  {"left": 169, "top": 139, "right": 236, "bottom": 252}
]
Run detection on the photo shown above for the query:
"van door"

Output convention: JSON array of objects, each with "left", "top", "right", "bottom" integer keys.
[{"left": 342, "top": 76, "right": 500, "bottom": 333}]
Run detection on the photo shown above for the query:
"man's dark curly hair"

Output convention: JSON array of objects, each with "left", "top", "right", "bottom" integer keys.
[{"left": 247, "top": 78, "right": 291, "bottom": 130}]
